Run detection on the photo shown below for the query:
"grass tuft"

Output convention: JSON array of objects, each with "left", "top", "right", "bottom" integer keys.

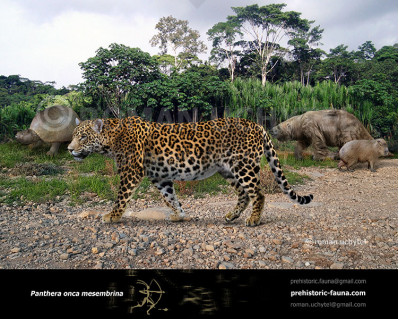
[{"left": 0, "top": 141, "right": 323, "bottom": 205}]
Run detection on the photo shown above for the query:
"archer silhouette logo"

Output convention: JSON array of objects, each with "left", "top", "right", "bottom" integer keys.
[{"left": 129, "top": 279, "right": 168, "bottom": 315}]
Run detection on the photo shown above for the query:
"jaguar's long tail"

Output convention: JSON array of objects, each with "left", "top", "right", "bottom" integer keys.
[{"left": 263, "top": 129, "right": 313, "bottom": 205}]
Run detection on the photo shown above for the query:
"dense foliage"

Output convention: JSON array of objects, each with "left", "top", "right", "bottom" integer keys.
[{"left": 0, "top": 3, "right": 397, "bottom": 149}]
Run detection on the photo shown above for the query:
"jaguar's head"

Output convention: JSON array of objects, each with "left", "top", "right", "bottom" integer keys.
[{"left": 68, "top": 118, "right": 106, "bottom": 161}]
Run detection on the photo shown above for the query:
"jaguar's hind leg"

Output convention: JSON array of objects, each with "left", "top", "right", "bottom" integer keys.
[
  {"left": 229, "top": 162, "right": 265, "bottom": 226},
  {"left": 152, "top": 180, "right": 186, "bottom": 221},
  {"left": 225, "top": 180, "right": 250, "bottom": 223},
  {"left": 219, "top": 168, "right": 250, "bottom": 223},
  {"left": 245, "top": 188, "right": 265, "bottom": 227}
]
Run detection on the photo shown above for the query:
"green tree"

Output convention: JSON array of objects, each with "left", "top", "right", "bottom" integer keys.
[
  {"left": 207, "top": 20, "right": 243, "bottom": 82},
  {"left": 319, "top": 44, "right": 355, "bottom": 84},
  {"left": 150, "top": 16, "right": 207, "bottom": 70},
  {"left": 351, "top": 79, "right": 397, "bottom": 139},
  {"left": 355, "top": 41, "right": 376, "bottom": 61},
  {"left": 130, "top": 65, "right": 228, "bottom": 122},
  {"left": 227, "top": 4, "right": 311, "bottom": 86},
  {"left": 288, "top": 25, "right": 325, "bottom": 85},
  {"left": 79, "top": 43, "right": 161, "bottom": 117}
]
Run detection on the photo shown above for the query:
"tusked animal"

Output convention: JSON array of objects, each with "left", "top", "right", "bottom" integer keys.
[
  {"left": 15, "top": 105, "right": 79, "bottom": 156},
  {"left": 338, "top": 139, "right": 390, "bottom": 172},
  {"left": 68, "top": 116, "right": 313, "bottom": 226}
]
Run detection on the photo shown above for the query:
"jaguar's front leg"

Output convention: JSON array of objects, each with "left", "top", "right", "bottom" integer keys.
[{"left": 102, "top": 166, "right": 143, "bottom": 224}]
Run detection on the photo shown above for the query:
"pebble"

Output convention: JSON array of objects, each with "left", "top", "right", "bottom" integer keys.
[
  {"left": 104, "top": 242, "right": 114, "bottom": 249},
  {"left": 93, "top": 262, "right": 103, "bottom": 269},
  {"left": 330, "top": 262, "right": 344, "bottom": 269},
  {"left": 205, "top": 245, "right": 215, "bottom": 251},
  {"left": 60, "top": 253, "right": 69, "bottom": 260},
  {"left": 219, "top": 262, "right": 235, "bottom": 269},
  {"left": 281, "top": 256, "right": 294, "bottom": 263},
  {"left": 1, "top": 160, "right": 397, "bottom": 270},
  {"left": 272, "top": 239, "right": 282, "bottom": 245},
  {"left": 244, "top": 249, "right": 255, "bottom": 258},
  {"left": 128, "top": 248, "right": 137, "bottom": 256},
  {"left": 182, "top": 248, "right": 193, "bottom": 256}
]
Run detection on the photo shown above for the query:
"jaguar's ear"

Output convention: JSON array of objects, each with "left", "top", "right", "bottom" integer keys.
[
  {"left": 75, "top": 118, "right": 80, "bottom": 126},
  {"left": 92, "top": 119, "right": 103, "bottom": 134}
]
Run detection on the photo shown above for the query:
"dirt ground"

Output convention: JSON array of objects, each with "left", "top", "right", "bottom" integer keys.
[{"left": 0, "top": 159, "right": 397, "bottom": 269}]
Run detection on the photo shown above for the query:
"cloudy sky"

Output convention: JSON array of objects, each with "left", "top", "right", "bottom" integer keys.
[{"left": 0, "top": 0, "right": 397, "bottom": 88}]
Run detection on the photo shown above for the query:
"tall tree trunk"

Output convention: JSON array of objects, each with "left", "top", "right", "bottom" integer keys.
[
  {"left": 261, "top": 71, "right": 267, "bottom": 86},
  {"left": 211, "top": 107, "right": 218, "bottom": 120},
  {"left": 193, "top": 107, "right": 198, "bottom": 122}
]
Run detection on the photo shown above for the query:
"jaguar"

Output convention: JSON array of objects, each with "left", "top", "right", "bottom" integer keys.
[{"left": 68, "top": 116, "right": 313, "bottom": 226}]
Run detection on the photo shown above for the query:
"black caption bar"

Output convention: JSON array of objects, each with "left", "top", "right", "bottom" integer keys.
[{"left": 0, "top": 269, "right": 397, "bottom": 317}]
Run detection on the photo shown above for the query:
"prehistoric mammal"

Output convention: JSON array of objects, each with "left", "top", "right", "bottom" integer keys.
[
  {"left": 15, "top": 105, "right": 79, "bottom": 156},
  {"left": 270, "top": 109, "right": 373, "bottom": 160},
  {"left": 68, "top": 116, "right": 313, "bottom": 226},
  {"left": 338, "top": 139, "right": 390, "bottom": 172}
]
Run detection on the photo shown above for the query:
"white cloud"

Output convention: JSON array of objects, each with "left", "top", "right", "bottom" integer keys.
[
  {"left": 0, "top": 0, "right": 397, "bottom": 88},
  {"left": 0, "top": 0, "right": 158, "bottom": 87}
]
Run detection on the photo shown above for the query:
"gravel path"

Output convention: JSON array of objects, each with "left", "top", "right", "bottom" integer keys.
[{"left": 0, "top": 159, "right": 397, "bottom": 269}]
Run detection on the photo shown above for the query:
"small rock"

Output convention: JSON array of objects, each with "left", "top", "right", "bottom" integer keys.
[
  {"left": 302, "top": 244, "right": 313, "bottom": 252},
  {"left": 259, "top": 246, "right": 266, "bottom": 253},
  {"left": 182, "top": 248, "right": 193, "bottom": 256},
  {"left": 205, "top": 245, "right": 215, "bottom": 251},
  {"left": 78, "top": 210, "right": 101, "bottom": 218},
  {"left": 226, "top": 248, "right": 237, "bottom": 254},
  {"left": 244, "top": 249, "right": 255, "bottom": 258},
  {"left": 272, "top": 239, "right": 282, "bottom": 245},
  {"left": 60, "top": 253, "right": 69, "bottom": 260},
  {"left": 281, "top": 256, "right": 294, "bottom": 263},
  {"left": 155, "top": 248, "right": 165, "bottom": 255},
  {"left": 49, "top": 207, "right": 59, "bottom": 213},
  {"left": 10, "top": 247, "right": 21, "bottom": 253},
  {"left": 258, "top": 261, "right": 267, "bottom": 267},
  {"left": 93, "top": 262, "right": 103, "bottom": 269},
  {"left": 104, "top": 242, "right": 114, "bottom": 249},
  {"left": 219, "top": 262, "right": 235, "bottom": 269},
  {"left": 92, "top": 247, "right": 99, "bottom": 254},
  {"left": 111, "top": 232, "right": 119, "bottom": 242},
  {"left": 330, "top": 262, "right": 344, "bottom": 269}
]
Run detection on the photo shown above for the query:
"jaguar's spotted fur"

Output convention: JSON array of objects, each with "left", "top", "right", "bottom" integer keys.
[{"left": 68, "top": 116, "right": 313, "bottom": 226}]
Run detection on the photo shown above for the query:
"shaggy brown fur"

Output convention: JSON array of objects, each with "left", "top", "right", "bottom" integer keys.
[
  {"left": 338, "top": 139, "right": 390, "bottom": 172},
  {"left": 270, "top": 109, "right": 372, "bottom": 160}
]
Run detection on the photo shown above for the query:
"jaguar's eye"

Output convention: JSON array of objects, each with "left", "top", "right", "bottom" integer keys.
[{"left": 80, "top": 135, "right": 87, "bottom": 141}]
